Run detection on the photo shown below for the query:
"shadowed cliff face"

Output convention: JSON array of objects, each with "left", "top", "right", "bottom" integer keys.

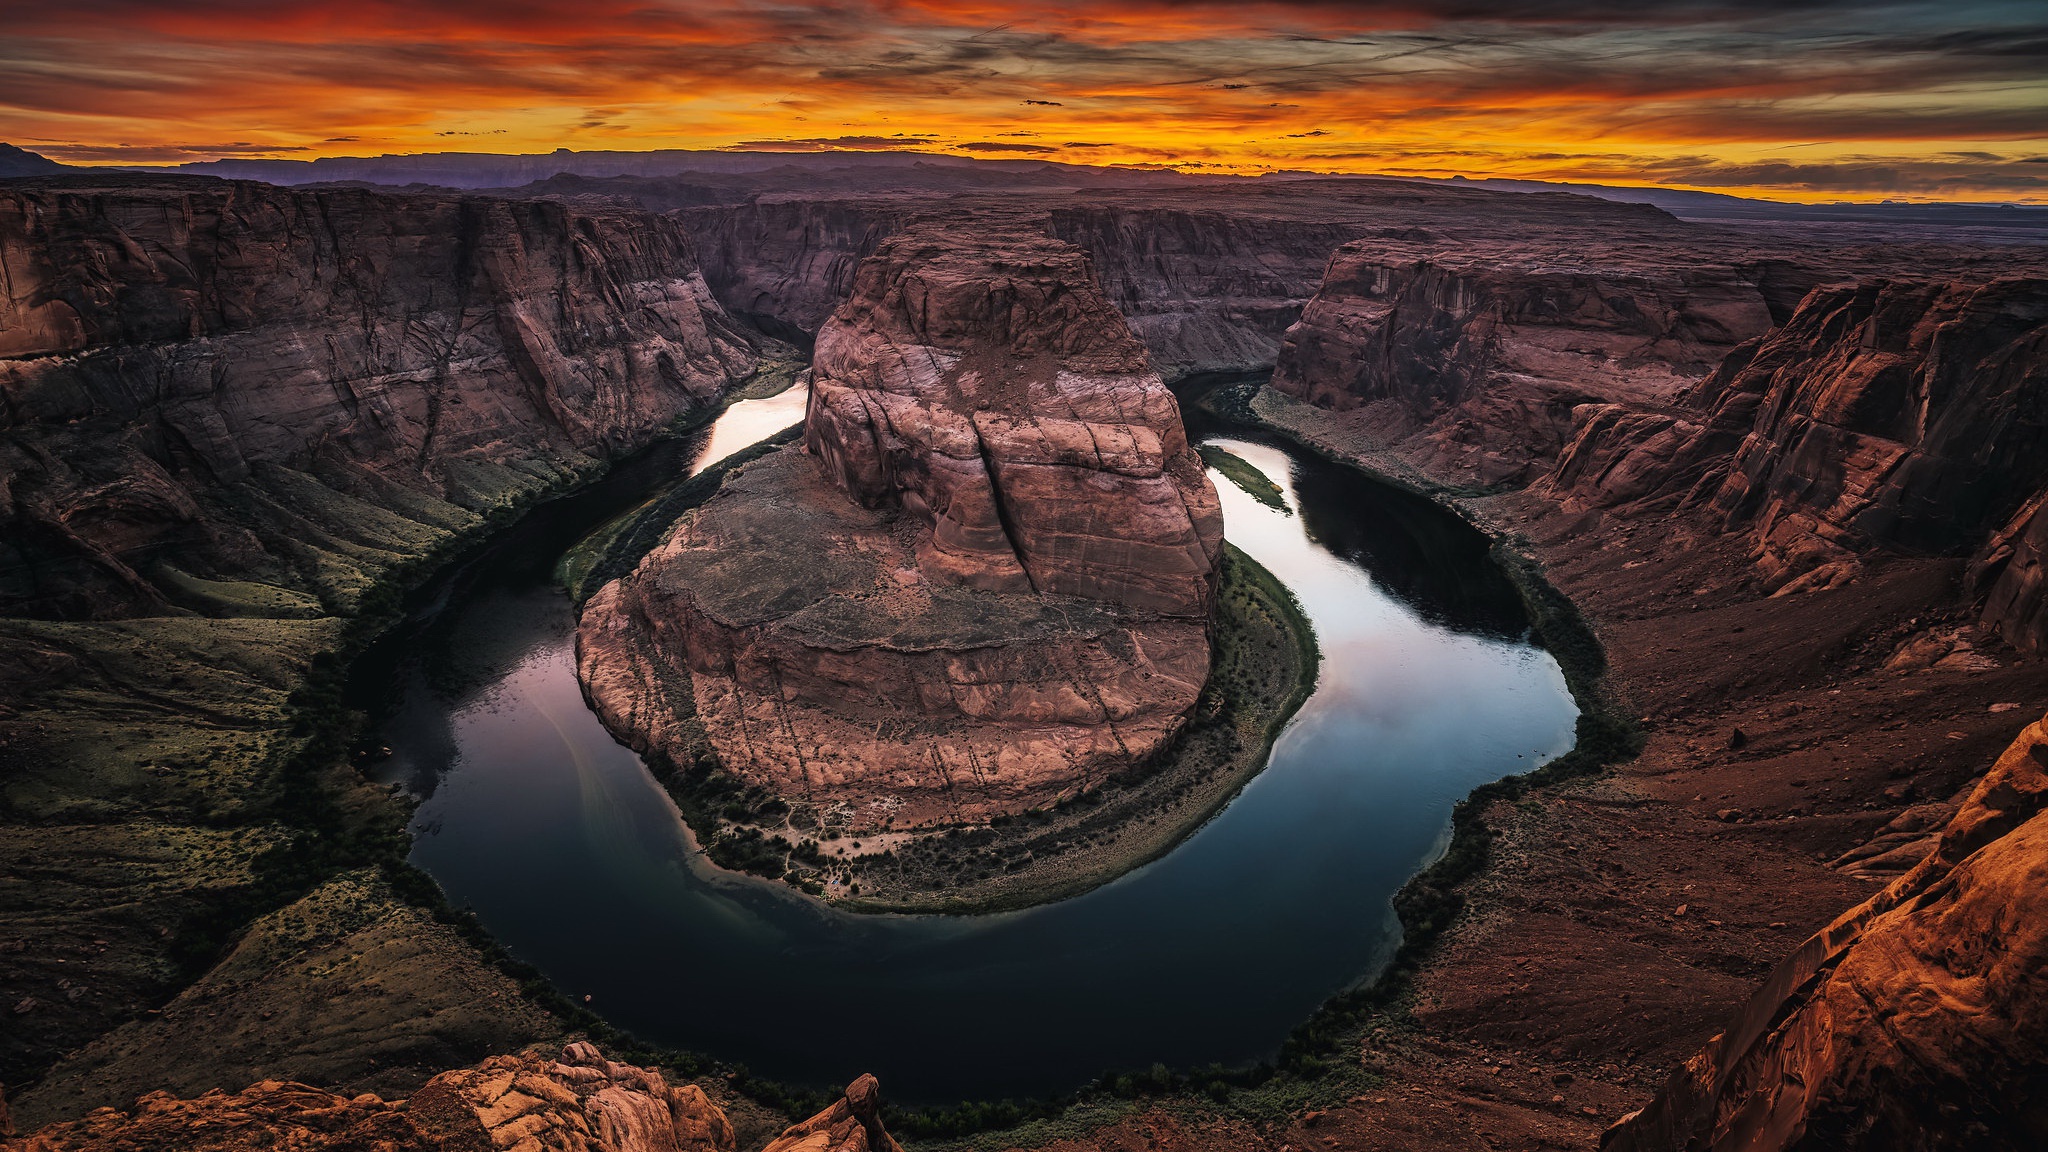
[
  {"left": 1045, "top": 206, "right": 1373, "bottom": 380},
  {"left": 0, "top": 177, "right": 760, "bottom": 620},
  {"left": 579, "top": 228, "right": 1221, "bottom": 828},
  {"left": 677, "top": 200, "right": 908, "bottom": 342},
  {"left": 1541, "top": 277, "right": 2048, "bottom": 642},
  {"left": 1604, "top": 711, "right": 2048, "bottom": 1152},
  {"left": 1270, "top": 243, "right": 1774, "bottom": 485}
]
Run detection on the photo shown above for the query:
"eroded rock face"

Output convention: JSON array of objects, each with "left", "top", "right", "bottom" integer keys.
[
  {"left": 1539, "top": 277, "right": 2048, "bottom": 626},
  {"left": 0, "top": 177, "right": 758, "bottom": 618},
  {"left": 678, "top": 200, "right": 907, "bottom": 340},
  {"left": 1046, "top": 206, "right": 1372, "bottom": 380},
  {"left": 1270, "top": 245, "right": 1773, "bottom": 484},
  {"left": 580, "top": 228, "right": 1220, "bottom": 828},
  {"left": 805, "top": 228, "right": 1222, "bottom": 615},
  {"left": 1603, "top": 711, "right": 2048, "bottom": 1152},
  {"left": 760, "top": 1074, "right": 903, "bottom": 1152},
  {"left": 2, "top": 1043, "right": 740, "bottom": 1152},
  {"left": 1688, "top": 278, "right": 2048, "bottom": 590}
]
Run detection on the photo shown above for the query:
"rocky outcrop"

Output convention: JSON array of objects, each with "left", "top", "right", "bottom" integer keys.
[
  {"left": 409, "top": 1042, "right": 736, "bottom": 1152},
  {"left": 2, "top": 1042, "right": 737, "bottom": 1151},
  {"left": 1603, "top": 710, "right": 2048, "bottom": 1151},
  {"left": 0, "top": 176, "right": 759, "bottom": 618},
  {"left": 2, "top": 1049, "right": 905, "bottom": 1147},
  {"left": 804, "top": 229, "right": 1222, "bottom": 613},
  {"left": 1975, "top": 495, "right": 2048, "bottom": 654},
  {"left": 760, "top": 1074, "right": 901, "bottom": 1152},
  {"left": 3, "top": 1044, "right": 905, "bottom": 1152},
  {"left": 579, "top": 228, "right": 1221, "bottom": 828},
  {"left": 1540, "top": 277, "right": 2048, "bottom": 626},
  {"left": 1270, "top": 243, "right": 1774, "bottom": 484}
]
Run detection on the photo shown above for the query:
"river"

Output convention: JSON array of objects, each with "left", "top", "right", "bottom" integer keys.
[{"left": 354, "top": 383, "right": 1578, "bottom": 1103}]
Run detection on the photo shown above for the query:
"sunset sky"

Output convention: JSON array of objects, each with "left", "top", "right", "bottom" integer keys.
[{"left": 2, "top": 1, "right": 2044, "bottom": 201}]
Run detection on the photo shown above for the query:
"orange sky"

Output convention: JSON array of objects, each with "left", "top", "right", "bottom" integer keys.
[{"left": 3, "top": 0, "right": 2045, "bottom": 201}]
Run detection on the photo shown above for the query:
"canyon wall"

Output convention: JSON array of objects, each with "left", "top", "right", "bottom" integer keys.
[
  {"left": 0, "top": 176, "right": 760, "bottom": 619},
  {"left": 1604, "top": 710, "right": 2048, "bottom": 1151},
  {"left": 676, "top": 199, "right": 907, "bottom": 340},
  {"left": 1045, "top": 205, "right": 1371, "bottom": 380},
  {"left": 580, "top": 227, "right": 1221, "bottom": 828},
  {"left": 678, "top": 196, "right": 1382, "bottom": 382},
  {"left": 1542, "top": 276, "right": 2048, "bottom": 632},
  {"left": 1269, "top": 241, "right": 1775, "bottom": 484}
]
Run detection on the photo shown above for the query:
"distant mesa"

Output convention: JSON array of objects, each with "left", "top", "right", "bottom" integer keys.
[
  {"left": 0, "top": 143, "right": 67, "bottom": 179},
  {"left": 578, "top": 227, "right": 1223, "bottom": 829}
]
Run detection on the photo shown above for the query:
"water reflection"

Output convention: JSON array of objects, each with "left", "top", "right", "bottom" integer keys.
[{"left": 356, "top": 392, "right": 1578, "bottom": 1102}]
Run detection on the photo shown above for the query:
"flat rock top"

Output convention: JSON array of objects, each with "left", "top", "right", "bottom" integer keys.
[
  {"left": 649, "top": 448, "right": 1130, "bottom": 649},
  {"left": 824, "top": 225, "right": 1155, "bottom": 385}
]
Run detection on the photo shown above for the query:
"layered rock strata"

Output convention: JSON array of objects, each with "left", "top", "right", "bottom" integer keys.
[
  {"left": 4, "top": 1043, "right": 898, "bottom": 1152},
  {"left": 1270, "top": 242, "right": 1775, "bottom": 485},
  {"left": 1604, "top": 710, "right": 2048, "bottom": 1151},
  {"left": 1044, "top": 205, "right": 1372, "bottom": 379},
  {"left": 580, "top": 228, "right": 1221, "bottom": 828},
  {"left": 0, "top": 176, "right": 758, "bottom": 618}
]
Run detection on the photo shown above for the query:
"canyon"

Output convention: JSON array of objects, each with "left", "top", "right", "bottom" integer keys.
[{"left": 3, "top": 162, "right": 2047, "bottom": 1152}]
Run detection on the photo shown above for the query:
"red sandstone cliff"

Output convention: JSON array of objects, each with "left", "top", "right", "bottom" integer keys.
[
  {"left": 1603, "top": 710, "right": 2048, "bottom": 1151},
  {"left": 0, "top": 177, "right": 760, "bottom": 619},
  {"left": 1542, "top": 277, "right": 2048, "bottom": 640},
  {"left": 578, "top": 227, "right": 1220, "bottom": 828},
  {"left": 1269, "top": 241, "right": 1774, "bottom": 485}
]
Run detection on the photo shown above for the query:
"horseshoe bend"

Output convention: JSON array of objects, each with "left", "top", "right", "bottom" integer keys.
[
  {"left": 2, "top": 146, "right": 2048, "bottom": 1152},
  {"left": 577, "top": 228, "right": 1226, "bottom": 838}
]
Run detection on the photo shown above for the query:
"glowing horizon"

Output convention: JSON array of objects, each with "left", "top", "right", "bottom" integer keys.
[{"left": 4, "top": 1, "right": 2044, "bottom": 203}]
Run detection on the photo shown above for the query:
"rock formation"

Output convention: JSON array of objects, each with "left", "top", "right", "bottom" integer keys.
[
  {"left": 760, "top": 1074, "right": 902, "bottom": 1152},
  {"left": 1540, "top": 276, "right": 2048, "bottom": 636},
  {"left": 0, "top": 176, "right": 759, "bottom": 618},
  {"left": 1045, "top": 205, "right": 1372, "bottom": 380},
  {"left": 3, "top": 1043, "right": 900, "bottom": 1152},
  {"left": 579, "top": 227, "right": 1221, "bottom": 828},
  {"left": 1603, "top": 710, "right": 2048, "bottom": 1151},
  {"left": 1270, "top": 241, "right": 1774, "bottom": 485},
  {"left": 677, "top": 201, "right": 908, "bottom": 340}
]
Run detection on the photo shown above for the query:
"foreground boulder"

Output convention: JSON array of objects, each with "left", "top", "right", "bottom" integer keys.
[
  {"left": 579, "top": 228, "right": 1222, "bottom": 829},
  {"left": 1603, "top": 710, "right": 2048, "bottom": 1151},
  {"left": 761, "top": 1074, "right": 902, "bottom": 1152},
  {"left": 3, "top": 1043, "right": 739, "bottom": 1152}
]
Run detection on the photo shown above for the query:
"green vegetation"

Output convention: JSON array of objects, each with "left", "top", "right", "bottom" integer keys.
[{"left": 1199, "top": 444, "right": 1291, "bottom": 513}]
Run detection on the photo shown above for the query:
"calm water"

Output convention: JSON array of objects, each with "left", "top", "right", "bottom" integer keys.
[{"left": 357, "top": 387, "right": 1577, "bottom": 1103}]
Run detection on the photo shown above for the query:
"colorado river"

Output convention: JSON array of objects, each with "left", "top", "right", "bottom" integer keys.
[{"left": 354, "top": 383, "right": 1578, "bottom": 1103}]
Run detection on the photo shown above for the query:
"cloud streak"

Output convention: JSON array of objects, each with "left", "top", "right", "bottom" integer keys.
[{"left": 0, "top": 1, "right": 2041, "bottom": 200}]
